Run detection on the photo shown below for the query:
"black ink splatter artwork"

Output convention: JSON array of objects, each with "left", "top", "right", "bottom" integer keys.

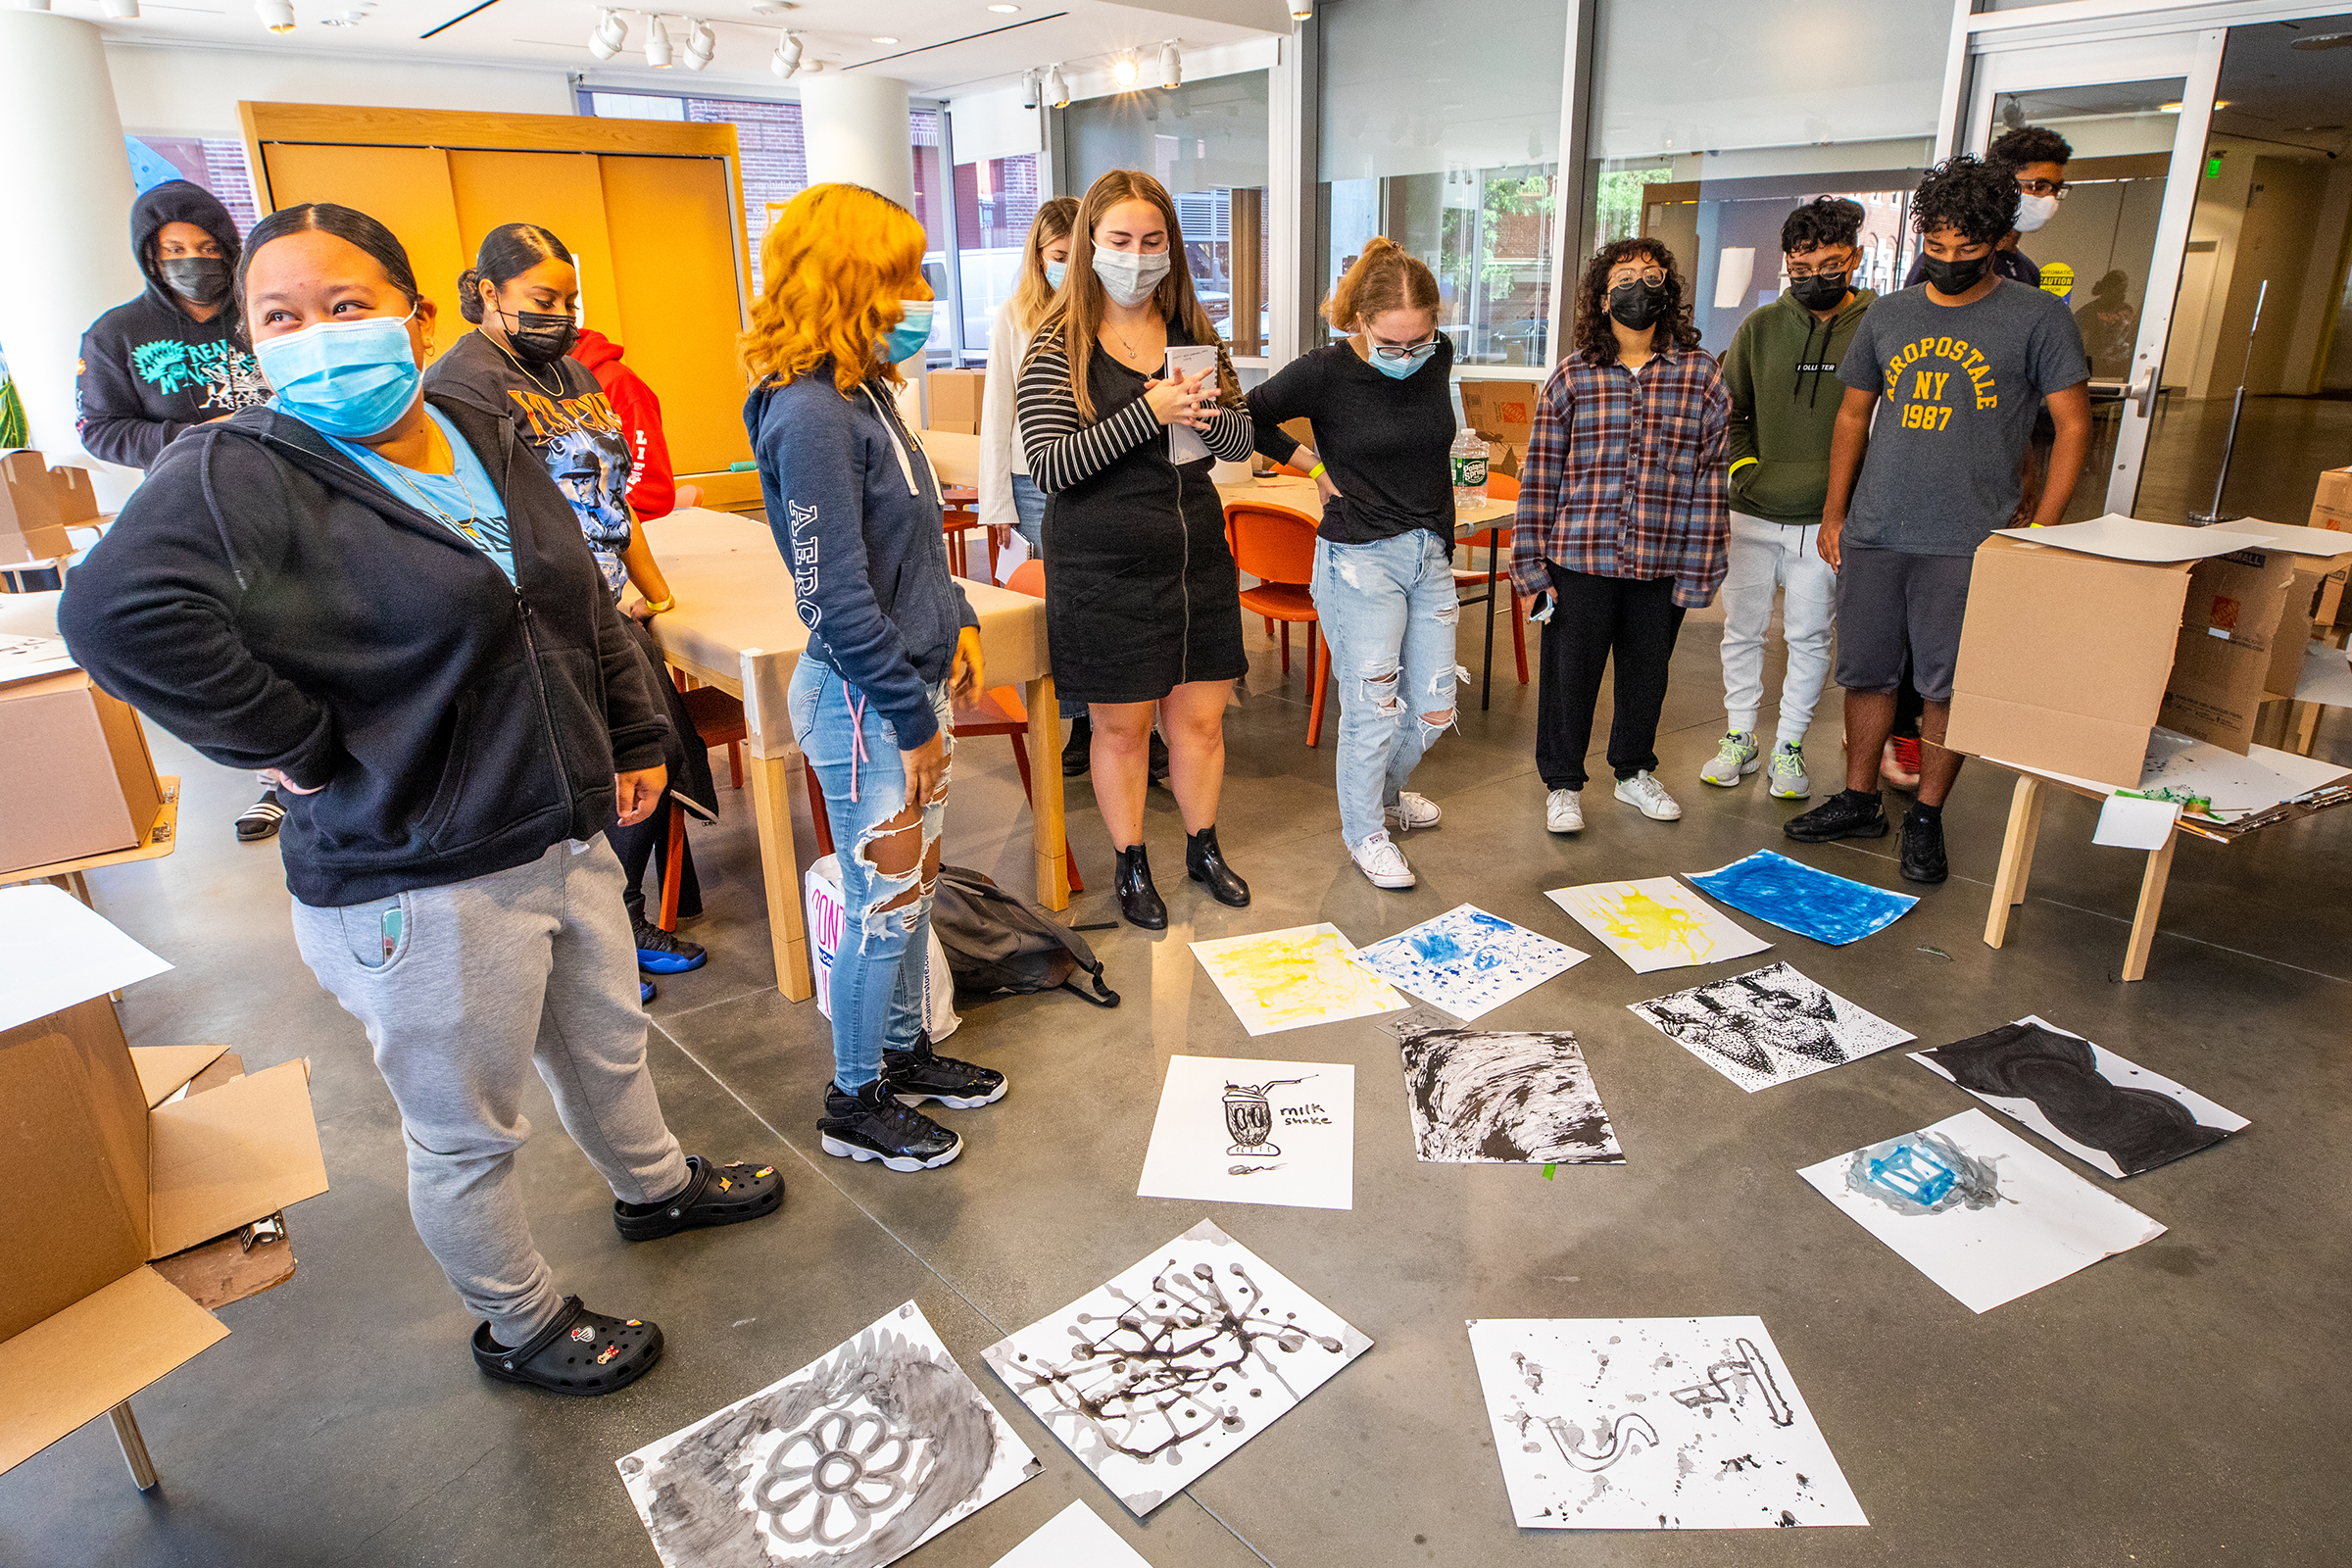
[
  {"left": 616, "top": 1301, "right": 1036, "bottom": 1568},
  {"left": 1628, "top": 962, "right": 1912, "bottom": 1093},
  {"left": 1397, "top": 1028, "right": 1624, "bottom": 1164},
  {"left": 984, "top": 1220, "right": 1371, "bottom": 1516},
  {"left": 1137, "top": 1055, "right": 1354, "bottom": 1210}
]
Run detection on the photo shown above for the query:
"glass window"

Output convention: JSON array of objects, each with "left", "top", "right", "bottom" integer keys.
[
  {"left": 131, "top": 136, "right": 261, "bottom": 235},
  {"left": 1320, "top": 0, "right": 1569, "bottom": 368},
  {"left": 953, "top": 152, "right": 1043, "bottom": 355}
]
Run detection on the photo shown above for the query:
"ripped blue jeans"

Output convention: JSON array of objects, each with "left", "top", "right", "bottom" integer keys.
[
  {"left": 788, "top": 662, "right": 953, "bottom": 1091},
  {"left": 1310, "top": 529, "right": 1461, "bottom": 848}
]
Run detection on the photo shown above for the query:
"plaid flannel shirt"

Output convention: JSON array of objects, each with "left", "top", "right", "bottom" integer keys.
[{"left": 1508, "top": 342, "right": 1732, "bottom": 610}]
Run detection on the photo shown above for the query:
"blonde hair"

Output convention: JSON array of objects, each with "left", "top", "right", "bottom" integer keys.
[
  {"left": 1007, "top": 196, "right": 1079, "bottom": 339},
  {"left": 741, "top": 183, "right": 928, "bottom": 395},
  {"left": 1024, "top": 169, "right": 1240, "bottom": 421},
  {"left": 1323, "top": 235, "right": 1440, "bottom": 335}
]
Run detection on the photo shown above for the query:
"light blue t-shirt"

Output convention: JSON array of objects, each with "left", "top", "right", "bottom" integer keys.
[{"left": 330, "top": 407, "right": 516, "bottom": 583}]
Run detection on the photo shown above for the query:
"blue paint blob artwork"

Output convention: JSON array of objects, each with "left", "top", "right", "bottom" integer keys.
[
  {"left": 1866, "top": 1143, "right": 1955, "bottom": 1206},
  {"left": 1686, "top": 851, "right": 1918, "bottom": 947}
]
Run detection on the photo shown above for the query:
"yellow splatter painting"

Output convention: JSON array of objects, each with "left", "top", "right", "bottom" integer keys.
[
  {"left": 1191, "top": 923, "right": 1408, "bottom": 1035},
  {"left": 1544, "top": 878, "right": 1772, "bottom": 975}
]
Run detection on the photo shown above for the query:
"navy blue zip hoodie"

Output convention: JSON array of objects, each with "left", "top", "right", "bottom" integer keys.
[
  {"left": 746, "top": 364, "right": 976, "bottom": 749},
  {"left": 60, "top": 393, "right": 668, "bottom": 906}
]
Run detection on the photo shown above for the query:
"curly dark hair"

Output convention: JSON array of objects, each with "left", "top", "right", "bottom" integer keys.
[
  {"left": 1990, "top": 125, "right": 2074, "bottom": 172},
  {"left": 1781, "top": 197, "right": 1864, "bottom": 257},
  {"left": 1573, "top": 238, "right": 1701, "bottom": 365},
  {"left": 1910, "top": 155, "right": 2020, "bottom": 247}
]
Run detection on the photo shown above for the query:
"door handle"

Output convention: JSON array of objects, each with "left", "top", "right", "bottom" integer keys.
[{"left": 2129, "top": 366, "right": 2158, "bottom": 417}]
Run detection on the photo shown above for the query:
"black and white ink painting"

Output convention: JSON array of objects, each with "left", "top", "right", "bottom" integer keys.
[
  {"left": 1627, "top": 961, "right": 1912, "bottom": 1093},
  {"left": 1396, "top": 1028, "right": 1624, "bottom": 1165},
  {"left": 1136, "top": 1055, "right": 1354, "bottom": 1210},
  {"left": 982, "top": 1219, "right": 1371, "bottom": 1516},
  {"left": 1465, "top": 1316, "right": 1867, "bottom": 1530},
  {"left": 1911, "top": 1015, "right": 2248, "bottom": 1178},
  {"left": 617, "top": 1301, "right": 1038, "bottom": 1568}
]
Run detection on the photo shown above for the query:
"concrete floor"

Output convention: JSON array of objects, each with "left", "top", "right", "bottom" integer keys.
[{"left": 8, "top": 593, "right": 2351, "bottom": 1568}]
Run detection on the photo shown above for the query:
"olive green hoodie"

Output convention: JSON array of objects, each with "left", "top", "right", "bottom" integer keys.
[{"left": 1722, "top": 286, "right": 1876, "bottom": 525}]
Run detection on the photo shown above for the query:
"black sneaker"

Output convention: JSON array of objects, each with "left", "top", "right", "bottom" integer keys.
[
  {"left": 1149, "top": 729, "right": 1170, "bottom": 783},
  {"left": 883, "top": 1033, "right": 1007, "bottom": 1108},
  {"left": 1784, "top": 790, "right": 1889, "bottom": 843},
  {"left": 1061, "top": 713, "right": 1092, "bottom": 776},
  {"left": 633, "top": 917, "right": 707, "bottom": 975},
  {"left": 1899, "top": 806, "right": 1949, "bottom": 884},
  {"left": 818, "top": 1079, "right": 962, "bottom": 1171}
]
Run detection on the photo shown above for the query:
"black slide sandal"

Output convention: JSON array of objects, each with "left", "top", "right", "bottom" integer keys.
[
  {"left": 471, "top": 1297, "right": 662, "bottom": 1396},
  {"left": 612, "top": 1154, "right": 785, "bottom": 1243}
]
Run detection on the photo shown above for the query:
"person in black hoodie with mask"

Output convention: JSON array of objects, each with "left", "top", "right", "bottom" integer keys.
[{"left": 59, "top": 203, "right": 782, "bottom": 1397}]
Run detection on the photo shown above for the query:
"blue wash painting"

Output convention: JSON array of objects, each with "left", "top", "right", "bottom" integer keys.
[{"left": 1686, "top": 852, "right": 1918, "bottom": 947}]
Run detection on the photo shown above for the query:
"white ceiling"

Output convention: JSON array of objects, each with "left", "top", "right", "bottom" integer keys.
[{"left": 67, "top": 0, "right": 1289, "bottom": 98}]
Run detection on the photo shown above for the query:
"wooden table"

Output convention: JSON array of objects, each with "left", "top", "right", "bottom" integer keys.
[{"left": 639, "top": 508, "right": 1065, "bottom": 1001}]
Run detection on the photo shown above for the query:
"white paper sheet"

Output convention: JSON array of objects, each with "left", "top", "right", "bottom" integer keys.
[
  {"left": 2292, "top": 641, "right": 2352, "bottom": 708},
  {"left": 0, "top": 884, "right": 172, "bottom": 1031},
  {"left": 1165, "top": 345, "right": 1218, "bottom": 466},
  {"left": 2092, "top": 792, "right": 2180, "bottom": 849},
  {"left": 1989, "top": 726, "right": 2352, "bottom": 819},
  {"left": 2217, "top": 516, "right": 2352, "bottom": 558},
  {"left": 1189, "top": 923, "right": 1406, "bottom": 1035},
  {"left": 1355, "top": 903, "right": 1587, "bottom": 1021},
  {"left": 1466, "top": 1316, "right": 1867, "bottom": 1531},
  {"left": 1136, "top": 1055, "right": 1354, "bottom": 1210},
  {"left": 1990, "top": 514, "right": 2273, "bottom": 562},
  {"left": 984, "top": 1219, "right": 1372, "bottom": 1516},
  {"left": 1627, "top": 962, "right": 1912, "bottom": 1093},
  {"left": 1798, "top": 1108, "right": 2167, "bottom": 1313},
  {"left": 1713, "top": 248, "right": 1755, "bottom": 309},
  {"left": 993, "top": 527, "right": 1032, "bottom": 585},
  {"left": 987, "top": 1500, "right": 1153, "bottom": 1567},
  {"left": 1544, "top": 877, "right": 1770, "bottom": 974},
  {"left": 0, "top": 633, "right": 75, "bottom": 684}
]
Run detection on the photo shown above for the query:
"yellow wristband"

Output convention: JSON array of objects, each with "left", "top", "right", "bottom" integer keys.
[
  {"left": 644, "top": 596, "right": 675, "bottom": 614},
  {"left": 1307, "top": 462, "right": 1326, "bottom": 478},
  {"left": 1727, "top": 457, "right": 1758, "bottom": 477}
]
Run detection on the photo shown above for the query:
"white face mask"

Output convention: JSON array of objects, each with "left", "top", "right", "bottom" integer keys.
[
  {"left": 1093, "top": 248, "right": 1171, "bottom": 308},
  {"left": 2013, "top": 192, "right": 2058, "bottom": 234}
]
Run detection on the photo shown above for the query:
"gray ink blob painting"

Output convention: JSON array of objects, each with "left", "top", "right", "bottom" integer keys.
[
  {"left": 1466, "top": 1316, "right": 1867, "bottom": 1530},
  {"left": 1397, "top": 1027, "right": 1624, "bottom": 1165},
  {"left": 1910, "top": 1015, "right": 2248, "bottom": 1178},
  {"left": 1626, "top": 961, "right": 1912, "bottom": 1093},
  {"left": 982, "top": 1219, "right": 1371, "bottom": 1517},
  {"left": 618, "top": 1300, "right": 1038, "bottom": 1568}
]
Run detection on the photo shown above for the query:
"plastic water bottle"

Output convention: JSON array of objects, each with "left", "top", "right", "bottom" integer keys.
[{"left": 1450, "top": 426, "right": 1490, "bottom": 510}]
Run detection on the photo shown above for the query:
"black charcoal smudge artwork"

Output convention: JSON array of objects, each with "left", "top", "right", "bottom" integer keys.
[
  {"left": 1398, "top": 1028, "right": 1623, "bottom": 1164},
  {"left": 1843, "top": 1129, "right": 2004, "bottom": 1216},
  {"left": 1922, "top": 1021, "right": 2230, "bottom": 1176}
]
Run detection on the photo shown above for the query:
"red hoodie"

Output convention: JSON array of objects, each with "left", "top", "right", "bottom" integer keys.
[{"left": 569, "top": 328, "right": 676, "bottom": 519}]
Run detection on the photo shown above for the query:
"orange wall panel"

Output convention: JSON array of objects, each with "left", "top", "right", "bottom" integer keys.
[
  {"left": 600, "top": 154, "right": 752, "bottom": 476},
  {"left": 256, "top": 143, "right": 465, "bottom": 366},
  {"left": 445, "top": 150, "right": 621, "bottom": 344}
]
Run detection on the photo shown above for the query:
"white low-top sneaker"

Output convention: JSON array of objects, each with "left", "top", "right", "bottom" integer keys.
[
  {"left": 1545, "top": 788, "right": 1584, "bottom": 833},
  {"left": 1614, "top": 770, "right": 1684, "bottom": 821},
  {"left": 1350, "top": 831, "right": 1416, "bottom": 889},
  {"left": 1384, "top": 792, "right": 1443, "bottom": 831}
]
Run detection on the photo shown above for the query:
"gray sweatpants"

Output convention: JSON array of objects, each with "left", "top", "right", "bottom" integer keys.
[{"left": 291, "top": 838, "right": 689, "bottom": 1346}]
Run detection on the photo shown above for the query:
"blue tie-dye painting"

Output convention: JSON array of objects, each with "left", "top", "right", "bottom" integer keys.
[{"left": 1685, "top": 852, "right": 1918, "bottom": 947}]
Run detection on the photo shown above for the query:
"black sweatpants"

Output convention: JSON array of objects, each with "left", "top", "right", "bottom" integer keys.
[
  {"left": 1536, "top": 564, "right": 1686, "bottom": 792},
  {"left": 611, "top": 796, "right": 701, "bottom": 925}
]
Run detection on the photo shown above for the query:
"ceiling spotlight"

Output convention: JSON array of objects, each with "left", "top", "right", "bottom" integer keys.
[
  {"left": 871, "top": 35, "right": 898, "bottom": 43},
  {"left": 683, "top": 17, "right": 714, "bottom": 69},
  {"left": 770, "top": 28, "right": 803, "bottom": 75},
  {"left": 1158, "top": 40, "right": 1180, "bottom": 89},
  {"left": 256, "top": 0, "right": 296, "bottom": 29},
  {"left": 1111, "top": 52, "right": 1137, "bottom": 88},
  {"left": 645, "top": 14, "right": 671, "bottom": 66},
  {"left": 1020, "top": 70, "right": 1039, "bottom": 110},
  {"left": 587, "top": 6, "right": 626, "bottom": 58},
  {"left": 103, "top": 0, "right": 142, "bottom": 16},
  {"left": 1044, "top": 64, "right": 1068, "bottom": 108},
  {"left": 1291, "top": 0, "right": 1311, "bottom": 18},
  {"left": 988, "top": 3, "right": 1019, "bottom": 11}
]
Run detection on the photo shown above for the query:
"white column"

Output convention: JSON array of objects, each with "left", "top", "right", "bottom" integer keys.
[
  {"left": 0, "top": 13, "right": 144, "bottom": 502},
  {"left": 799, "top": 74, "right": 915, "bottom": 210}
]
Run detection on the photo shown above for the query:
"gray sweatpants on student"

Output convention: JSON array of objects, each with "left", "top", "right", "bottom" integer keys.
[{"left": 290, "top": 838, "right": 690, "bottom": 1347}]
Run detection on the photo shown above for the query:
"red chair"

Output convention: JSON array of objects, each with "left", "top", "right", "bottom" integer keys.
[
  {"left": 655, "top": 675, "right": 749, "bottom": 933},
  {"left": 1454, "top": 471, "right": 1528, "bottom": 688},
  {"left": 1225, "top": 501, "right": 1331, "bottom": 746}
]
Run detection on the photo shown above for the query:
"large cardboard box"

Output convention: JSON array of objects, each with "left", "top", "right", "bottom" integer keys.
[
  {"left": 0, "top": 450, "right": 73, "bottom": 564},
  {"left": 50, "top": 465, "right": 100, "bottom": 525},
  {"left": 927, "top": 368, "right": 986, "bottom": 437},
  {"left": 1456, "top": 380, "right": 1540, "bottom": 478},
  {"left": 0, "top": 665, "right": 166, "bottom": 874},
  {"left": 0, "top": 886, "right": 328, "bottom": 1476},
  {"left": 2310, "top": 466, "right": 2352, "bottom": 532}
]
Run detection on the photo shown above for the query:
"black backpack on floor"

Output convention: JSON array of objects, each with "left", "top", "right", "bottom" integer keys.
[{"left": 931, "top": 865, "right": 1119, "bottom": 1008}]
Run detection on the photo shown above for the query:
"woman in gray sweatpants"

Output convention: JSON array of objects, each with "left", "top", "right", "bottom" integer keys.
[{"left": 59, "top": 203, "right": 783, "bottom": 1397}]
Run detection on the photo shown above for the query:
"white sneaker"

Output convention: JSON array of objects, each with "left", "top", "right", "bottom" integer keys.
[
  {"left": 1767, "top": 740, "right": 1812, "bottom": 800},
  {"left": 1350, "top": 831, "right": 1416, "bottom": 889},
  {"left": 1700, "top": 730, "right": 1759, "bottom": 787},
  {"left": 1614, "top": 770, "right": 1683, "bottom": 821},
  {"left": 1545, "top": 788, "right": 1584, "bottom": 833},
  {"left": 1384, "top": 792, "right": 1443, "bottom": 832}
]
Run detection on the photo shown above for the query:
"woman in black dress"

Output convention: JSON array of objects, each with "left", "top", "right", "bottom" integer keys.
[{"left": 1016, "top": 170, "right": 1255, "bottom": 929}]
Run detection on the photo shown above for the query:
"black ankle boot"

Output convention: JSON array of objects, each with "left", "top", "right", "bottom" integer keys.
[
  {"left": 1185, "top": 826, "right": 1250, "bottom": 907},
  {"left": 1115, "top": 844, "right": 1167, "bottom": 929},
  {"left": 1061, "top": 713, "right": 1092, "bottom": 777}
]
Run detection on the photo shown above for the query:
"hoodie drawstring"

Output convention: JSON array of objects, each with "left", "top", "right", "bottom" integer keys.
[{"left": 845, "top": 685, "right": 873, "bottom": 804}]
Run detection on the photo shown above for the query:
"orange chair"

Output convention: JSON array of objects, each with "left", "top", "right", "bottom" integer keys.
[
  {"left": 1453, "top": 471, "right": 1528, "bottom": 697},
  {"left": 1225, "top": 501, "right": 1331, "bottom": 746},
  {"left": 655, "top": 676, "right": 750, "bottom": 933}
]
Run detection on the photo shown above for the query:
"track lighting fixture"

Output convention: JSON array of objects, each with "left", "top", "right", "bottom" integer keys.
[
  {"left": 104, "top": 0, "right": 142, "bottom": 16},
  {"left": 770, "top": 28, "right": 803, "bottom": 76},
  {"left": 645, "top": 13, "right": 671, "bottom": 67},
  {"left": 1021, "top": 70, "right": 1040, "bottom": 110},
  {"left": 1291, "top": 0, "right": 1312, "bottom": 18},
  {"left": 256, "top": 0, "right": 296, "bottom": 30},
  {"left": 1111, "top": 52, "right": 1137, "bottom": 88},
  {"left": 683, "top": 17, "right": 714, "bottom": 69},
  {"left": 1158, "top": 40, "right": 1181, "bottom": 89},
  {"left": 586, "top": 6, "right": 626, "bottom": 58},
  {"left": 1044, "top": 64, "right": 1069, "bottom": 108}
]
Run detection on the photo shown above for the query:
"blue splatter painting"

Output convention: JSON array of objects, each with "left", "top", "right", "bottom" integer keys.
[
  {"left": 1358, "top": 904, "right": 1589, "bottom": 1021},
  {"left": 1686, "top": 852, "right": 1918, "bottom": 947}
]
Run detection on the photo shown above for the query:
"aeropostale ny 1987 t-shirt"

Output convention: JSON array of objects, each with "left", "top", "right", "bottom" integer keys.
[{"left": 1836, "top": 277, "right": 2087, "bottom": 557}]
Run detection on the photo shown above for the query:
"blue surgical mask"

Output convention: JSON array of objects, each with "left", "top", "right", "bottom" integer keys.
[
  {"left": 1369, "top": 339, "right": 1438, "bottom": 380},
  {"left": 879, "top": 300, "right": 934, "bottom": 364},
  {"left": 254, "top": 309, "right": 421, "bottom": 440},
  {"left": 1044, "top": 261, "right": 1067, "bottom": 289}
]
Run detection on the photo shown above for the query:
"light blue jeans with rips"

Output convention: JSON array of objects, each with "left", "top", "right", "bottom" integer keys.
[{"left": 1309, "top": 529, "right": 1462, "bottom": 849}]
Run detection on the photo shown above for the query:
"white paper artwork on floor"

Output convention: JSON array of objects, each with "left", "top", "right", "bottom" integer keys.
[
  {"left": 982, "top": 1219, "right": 1372, "bottom": 1516},
  {"left": 618, "top": 1300, "right": 1039, "bottom": 1568},
  {"left": 1136, "top": 1055, "right": 1354, "bottom": 1210},
  {"left": 1797, "top": 1108, "right": 2168, "bottom": 1314},
  {"left": 986, "top": 1500, "right": 1155, "bottom": 1567},
  {"left": 1396, "top": 1028, "right": 1623, "bottom": 1165},
  {"left": 1544, "top": 877, "right": 1771, "bottom": 974},
  {"left": 1626, "top": 962, "right": 1912, "bottom": 1093},
  {"left": 1188, "top": 923, "right": 1407, "bottom": 1036},
  {"left": 1465, "top": 1316, "right": 1867, "bottom": 1531},
  {"left": 1355, "top": 903, "right": 1589, "bottom": 1021}
]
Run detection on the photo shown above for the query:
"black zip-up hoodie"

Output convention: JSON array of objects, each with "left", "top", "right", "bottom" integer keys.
[
  {"left": 75, "top": 181, "right": 270, "bottom": 469},
  {"left": 59, "top": 391, "right": 669, "bottom": 907}
]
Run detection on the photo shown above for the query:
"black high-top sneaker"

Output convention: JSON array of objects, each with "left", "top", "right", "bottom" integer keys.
[
  {"left": 817, "top": 1079, "right": 962, "bottom": 1171},
  {"left": 883, "top": 1033, "right": 1007, "bottom": 1108}
]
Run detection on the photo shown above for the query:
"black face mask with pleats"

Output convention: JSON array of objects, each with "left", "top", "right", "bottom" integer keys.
[{"left": 500, "top": 308, "right": 579, "bottom": 368}]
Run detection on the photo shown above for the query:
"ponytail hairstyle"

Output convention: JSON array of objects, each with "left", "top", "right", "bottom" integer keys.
[
  {"left": 1322, "top": 235, "right": 1440, "bottom": 336},
  {"left": 1007, "top": 195, "right": 1079, "bottom": 339},
  {"left": 741, "top": 182, "right": 929, "bottom": 394},
  {"left": 458, "top": 222, "right": 569, "bottom": 324},
  {"left": 232, "top": 202, "right": 422, "bottom": 351}
]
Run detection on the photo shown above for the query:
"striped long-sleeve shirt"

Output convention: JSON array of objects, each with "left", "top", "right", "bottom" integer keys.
[
  {"left": 1016, "top": 330, "right": 1254, "bottom": 489},
  {"left": 1508, "top": 342, "right": 1732, "bottom": 610}
]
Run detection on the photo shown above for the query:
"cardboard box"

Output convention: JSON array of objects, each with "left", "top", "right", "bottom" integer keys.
[
  {"left": 0, "top": 666, "right": 166, "bottom": 875},
  {"left": 2311, "top": 466, "right": 2352, "bottom": 532},
  {"left": 0, "top": 450, "right": 73, "bottom": 564},
  {"left": 49, "top": 466, "right": 100, "bottom": 525},
  {"left": 927, "top": 368, "right": 985, "bottom": 437},
  {"left": 0, "top": 886, "right": 328, "bottom": 1476},
  {"left": 1456, "top": 380, "right": 1539, "bottom": 478}
]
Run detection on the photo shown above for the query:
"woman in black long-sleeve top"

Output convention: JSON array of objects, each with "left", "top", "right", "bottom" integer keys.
[{"left": 1016, "top": 169, "right": 1255, "bottom": 929}]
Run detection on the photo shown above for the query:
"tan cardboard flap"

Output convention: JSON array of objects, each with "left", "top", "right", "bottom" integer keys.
[
  {"left": 129, "top": 1045, "right": 233, "bottom": 1108},
  {"left": 147, "top": 1060, "right": 329, "bottom": 1258},
  {"left": 1947, "top": 692, "right": 2156, "bottom": 787},
  {"left": 0, "top": 1265, "right": 227, "bottom": 1475}
]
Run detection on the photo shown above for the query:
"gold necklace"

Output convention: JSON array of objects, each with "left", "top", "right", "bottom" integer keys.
[
  {"left": 382, "top": 427, "right": 489, "bottom": 546},
  {"left": 1107, "top": 312, "right": 1161, "bottom": 368},
  {"left": 491, "top": 330, "right": 564, "bottom": 398}
]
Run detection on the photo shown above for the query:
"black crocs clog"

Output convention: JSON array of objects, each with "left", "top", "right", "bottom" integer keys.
[
  {"left": 612, "top": 1154, "right": 786, "bottom": 1243},
  {"left": 471, "top": 1297, "right": 662, "bottom": 1396}
]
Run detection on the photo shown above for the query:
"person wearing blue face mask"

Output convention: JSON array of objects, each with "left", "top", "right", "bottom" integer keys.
[
  {"left": 1246, "top": 237, "right": 1460, "bottom": 890},
  {"left": 59, "top": 202, "right": 785, "bottom": 1398}
]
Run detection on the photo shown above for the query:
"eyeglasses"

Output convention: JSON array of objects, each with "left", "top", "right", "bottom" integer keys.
[
  {"left": 1607, "top": 267, "right": 1666, "bottom": 289},
  {"left": 1371, "top": 336, "right": 1439, "bottom": 361},
  {"left": 2016, "top": 177, "right": 2069, "bottom": 198},
  {"left": 1785, "top": 263, "right": 1850, "bottom": 280}
]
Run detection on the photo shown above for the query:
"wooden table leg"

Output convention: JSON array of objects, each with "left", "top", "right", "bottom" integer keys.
[
  {"left": 110, "top": 1400, "right": 158, "bottom": 1492},
  {"left": 1984, "top": 774, "right": 2045, "bottom": 949},
  {"left": 1025, "top": 675, "right": 1071, "bottom": 911},
  {"left": 747, "top": 752, "right": 813, "bottom": 1001},
  {"left": 2120, "top": 828, "right": 2178, "bottom": 982}
]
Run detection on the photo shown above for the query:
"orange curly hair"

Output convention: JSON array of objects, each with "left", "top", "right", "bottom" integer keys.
[{"left": 741, "top": 183, "right": 930, "bottom": 395}]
